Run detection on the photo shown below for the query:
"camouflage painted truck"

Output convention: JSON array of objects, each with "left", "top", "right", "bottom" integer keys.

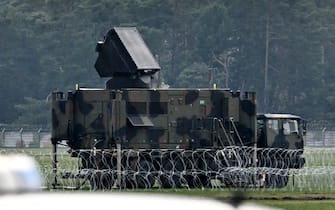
[{"left": 51, "top": 27, "right": 305, "bottom": 189}]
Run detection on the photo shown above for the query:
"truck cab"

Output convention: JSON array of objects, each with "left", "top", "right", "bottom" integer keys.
[
  {"left": 256, "top": 113, "right": 305, "bottom": 169},
  {"left": 257, "top": 114, "right": 305, "bottom": 150}
]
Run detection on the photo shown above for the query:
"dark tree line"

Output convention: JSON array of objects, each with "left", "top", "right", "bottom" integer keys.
[{"left": 1, "top": 0, "right": 335, "bottom": 125}]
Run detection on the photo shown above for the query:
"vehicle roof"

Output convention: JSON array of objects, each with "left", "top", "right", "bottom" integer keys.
[{"left": 257, "top": 113, "right": 301, "bottom": 119}]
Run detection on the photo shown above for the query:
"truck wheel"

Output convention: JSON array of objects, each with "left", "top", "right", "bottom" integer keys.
[
  {"left": 159, "top": 173, "right": 182, "bottom": 188},
  {"left": 100, "top": 171, "right": 114, "bottom": 190},
  {"left": 136, "top": 160, "right": 155, "bottom": 189},
  {"left": 89, "top": 171, "right": 114, "bottom": 190},
  {"left": 184, "top": 174, "right": 211, "bottom": 188},
  {"left": 160, "top": 159, "right": 183, "bottom": 188},
  {"left": 89, "top": 171, "right": 102, "bottom": 190},
  {"left": 124, "top": 173, "right": 136, "bottom": 189},
  {"left": 266, "top": 174, "right": 288, "bottom": 188}
]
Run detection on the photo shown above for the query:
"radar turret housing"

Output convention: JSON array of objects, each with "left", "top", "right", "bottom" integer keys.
[{"left": 94, "top": 27, "right": 161, "bottom": 89}]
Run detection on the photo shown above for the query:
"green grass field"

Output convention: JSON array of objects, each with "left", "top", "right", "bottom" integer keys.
[
  {"left": 1, "top": 147, "right": 335, "bottom": 209},
  {"left": 252, "top": 200, "right": 335, "bottom": 210}
]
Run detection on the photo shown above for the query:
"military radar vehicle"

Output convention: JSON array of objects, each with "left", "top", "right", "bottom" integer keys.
[{"left": 51, "top": 27, "right": 305, "bottom": 189}]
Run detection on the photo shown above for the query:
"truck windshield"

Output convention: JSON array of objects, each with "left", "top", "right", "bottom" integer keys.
[
  {"left": 267, "top": 119, "right": 279, "bottom": 134},
  {"left": 266, "top": 119, "right": 299, "bottom": 135},
  {"left": 282, "top": 119, "right": 299, "bottom": 135}
]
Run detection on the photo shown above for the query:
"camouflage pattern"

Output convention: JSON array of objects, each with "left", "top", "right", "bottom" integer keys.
[{"left": 51, "top": 88, "right": 257, "bottom": 151}]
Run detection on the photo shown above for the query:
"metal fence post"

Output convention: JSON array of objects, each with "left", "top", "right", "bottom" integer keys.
[
  {"left": 117, "top": 143, "right": 121, "bottom": 189},
  {"left": 19, "top": 128, "right": 24, "bottom": 148},
  {"left": 322, "top": 127, "right": 326, "bottom": 147},
  {"left": 0, "top": 128, "right": 5, "bottom": 147},
  {"left": 37, "top": 128, "right": 42, "bottom": 148}
]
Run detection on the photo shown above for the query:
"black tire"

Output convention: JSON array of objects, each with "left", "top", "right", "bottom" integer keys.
[
  {"left": 136, "top": 160, "right": 155, "bottom": 188},
  {"left": 184, "top": 173, "right": 211, "bottom": 188},
  {"left": 160, "top": 158, "right": 184, "bottom": 188},
  {"left": 266, "top": 174, "right": 289, "bottom": 188},
  {"left": 136, "top": 173, "right": 155, "bottom": 189},
  {"left": 100, "top": 172, "right": 115, "bottom": 190},
  {"left": 89, "top": 171, "right": 102, "bottom": 190},
  {"left": 159, "top": 173, "right": 182, "bottom": 188},
  {"left": 197, "top": 174, "right": 211, "bottom": 188},
  {"left": 89, "top": 171, "right": 115, "bottom": 190},
  {"left": 124, "top": 173, "right": 136, "bottom": 189}
]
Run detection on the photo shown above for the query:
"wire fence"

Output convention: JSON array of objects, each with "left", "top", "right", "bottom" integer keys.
[
  {"left": 306, "top": 120, "right": 335, "bottom": 146},
  {"left": 1, "top": 123, "right": 335, "bottom": 192},
  {"left": 0, "top": 127, "right": 51, "bottom": 148},
  {"left": 0, "top": 146, "right": 334, "bottom": 192},
  {"left": 0, "top": 125, "right": 334, "bottom": 148}
]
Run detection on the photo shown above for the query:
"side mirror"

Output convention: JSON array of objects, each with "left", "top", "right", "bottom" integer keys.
[{"left": 291, "top": 131, "right": 299, "bottom": 136}]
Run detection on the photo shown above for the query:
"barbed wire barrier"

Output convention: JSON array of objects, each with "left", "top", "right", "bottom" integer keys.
[{"left": 1, "top": 147, "right": 335, "bottom": 191}]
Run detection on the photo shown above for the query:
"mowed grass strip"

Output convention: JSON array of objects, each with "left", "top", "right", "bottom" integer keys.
[
  {"left": 2, "top": 147, "right": 335, "bottom": 209},
  {"left": 252, "top": 200, "right": 335, "bottom": 210}
]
